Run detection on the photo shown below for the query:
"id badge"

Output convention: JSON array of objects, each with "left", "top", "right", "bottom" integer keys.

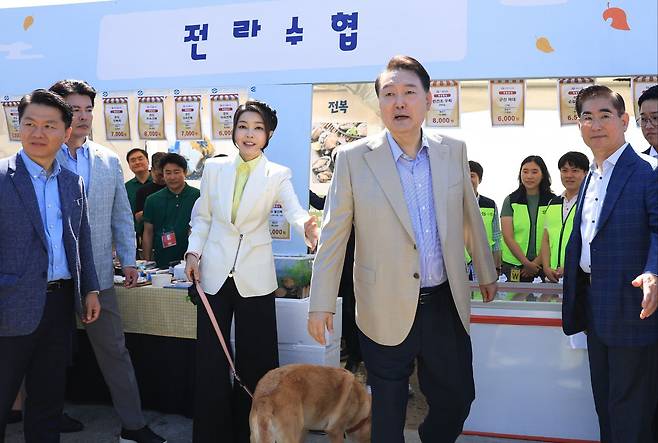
[
  {"left": 161, "top": 231, "right": 177, "bottom": 248},
  {"left": 510, "top": 268, "right": 521, "bottom": 282}
]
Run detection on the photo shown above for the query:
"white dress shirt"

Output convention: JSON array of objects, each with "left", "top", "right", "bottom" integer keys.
[
  {"left": 579, "top": 143, "right": 628, "bottom": 273},
  {"left": 649, "top": 146, "right": 658, "bottom": 159}
]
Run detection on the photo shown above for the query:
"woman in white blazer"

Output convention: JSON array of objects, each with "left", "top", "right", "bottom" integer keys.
[{"left": 185, "top": 101, "right": 318, "bottom": 443}]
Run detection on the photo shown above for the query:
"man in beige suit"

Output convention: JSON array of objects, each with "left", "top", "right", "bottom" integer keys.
[{"left": 308, "top": 56, "right": 497, "bottom": 443}]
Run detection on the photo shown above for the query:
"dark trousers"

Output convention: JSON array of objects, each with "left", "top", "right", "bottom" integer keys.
[
  {"left": 0, "top": 284, "right": 73, "bottom": 443},
  {"left": 358, "top": 282, "right": 475, "bottom": 443},
  {"left": 340, "top": 278, "right": 362, "bottom": 363},
  {"left": 193, "top": 278, "right": 278, "bottom": 443},
  {"left": 587, "top": 331, "right": 658, "bottom": 443}
]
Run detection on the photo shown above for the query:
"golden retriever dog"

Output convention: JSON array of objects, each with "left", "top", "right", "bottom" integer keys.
[{"left": 249, "top": 364, "right": 371, "bottom": 443}]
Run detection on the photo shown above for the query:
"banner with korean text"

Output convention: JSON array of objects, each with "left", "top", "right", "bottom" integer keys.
[
  {"left": 490, "top": 80, "right": 525, "bottom": 127},
  {"left": 103, "top": 97, "right": 131, "bottom": 140},
  {"left": 426, "top": 80, "right": 460, "bottom": 128},
  {"left": 2, "top": 101, "right": 20, "bottom": 141},
  {"left": 138, "top": 96, "right": 165, "bottom": 140},
  {"left": 210, "top": 94, "right": 239, "bottom": 140},
  {"left": 175, "top": 95, "right": 202, "bottom": 140},
  {"left": 558, "top": 78, "right": 594, "bottom": 126}
]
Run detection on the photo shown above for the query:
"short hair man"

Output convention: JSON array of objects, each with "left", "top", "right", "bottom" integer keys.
[
  {"left": 0, "top": 89, "right": 100, "bottom": 441},
  {"left": 638, "top": 85, "right": 658, "bottom": 159},
  {"left": 540, "top": 151, "right": 589, "bottom": 283},
  {"left": 308, "top": 56, "right": 497, "bottom": 442},
  {"left": 125, "top": 148, "right": 151, "bottom": 251},
  {"left": 142, "top": 153, "right": 200, "bottom": 269},
  {"left": 134, "top": 151, "right": 167, "bottom": 222},
  {"left": 49, "top": 79, "right": 165, "bottom": 443},
  {"left": 562, "top": 85, "right": 658, "bottom": 442},
  {"left": 467, "top": 160, "right": 502, "bottom": 274}
]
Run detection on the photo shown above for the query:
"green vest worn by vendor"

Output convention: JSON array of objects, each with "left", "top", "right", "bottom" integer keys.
[
  {"left": 543, "top": 197, "right": 576, "bottom": 269},
  {"left": 465, "top": 195, "right": 496, "bottom": 264},
  {"left": 501, "top": 189, "right": 556, "bottom": 266}
]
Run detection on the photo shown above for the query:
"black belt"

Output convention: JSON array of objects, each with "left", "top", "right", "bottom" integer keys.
[
  {"left": 47, "top": 279, "right": 73, "bottom": 292},
  {"left": 419, "top": 280, "right": 449, "bottom": 304}
]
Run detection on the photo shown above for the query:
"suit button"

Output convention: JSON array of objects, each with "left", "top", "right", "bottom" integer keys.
[
  {"left": 413, "top": 244, "right": 417, "bottom": 250},
  {"left": 413, "top": 273, "right": 420, "bottom": 279}
]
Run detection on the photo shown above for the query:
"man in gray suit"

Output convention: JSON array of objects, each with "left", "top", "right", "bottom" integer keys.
[
  {"left": 50, "top": 80, "right": 165, "bottom": 443},
  {"left": 0, "top": 89, "right": 100, "bottom": 442}
]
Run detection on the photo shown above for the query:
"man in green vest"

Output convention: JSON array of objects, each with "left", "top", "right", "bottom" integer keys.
[
  {"left": 466, "top": 161, "right": 502, "bottom": 278},
  {"left": 541, "top": 151, "right": 589, "bottom": 282}
]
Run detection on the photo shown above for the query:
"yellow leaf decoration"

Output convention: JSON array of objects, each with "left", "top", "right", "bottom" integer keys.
[
  {"left": 536, "top": 37, "right": 554, "bottom": 53},
  {"left": 23, "top": 16, "right": 34, "bottom": 31}
]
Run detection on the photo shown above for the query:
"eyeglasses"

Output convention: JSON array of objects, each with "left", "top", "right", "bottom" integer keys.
[
  {"left": 578, "top": 113, "right": 617, "bottom": 126},
  {"left": 636, "top": 115, "right": 658, "bottom": 127}
]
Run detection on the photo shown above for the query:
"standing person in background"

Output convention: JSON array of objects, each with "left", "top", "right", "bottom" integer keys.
[
  {"left": 125, "top": 148, "right": 152, "bottom": 252},
  {"left": 501, "top": 155, "right": 558, "bottom": 283},
  {"left": 638, "top": 85, "right": 657, "bottom": 159},
  {"left": 185, "top": 100, "right": 318, "bottom": 443},
  {"left": 467, "top": 161, "right": 502, "bottom": 277},
  {"left": 134, "top": 152, "right": 166, "bottom": 224},
  {"left": 0, "top": 89, "right": 100, "bottom": 443},
  {"left": 541, "top": 151, "right": 589, "bottom": 283},
  {"left": 562, "top": 85, "right": 658, "bottom": 442},
  {"left": 142, "top": 153, "right": 199, "bottom": 269},
  {"left": 50, "top": 79, "right": 165, "bottom": 443},
  {"left": 308, "top": 55, "right": 497, "bottom": 443}
]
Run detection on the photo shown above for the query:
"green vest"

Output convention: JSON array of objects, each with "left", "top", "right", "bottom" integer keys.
[
  {"left": 501, "top": 190, "right": 556, "bottom": 266},
  {"left": 465, "top": 196, "right": 496, "bottom": 264},
  {"left": 543, "top": 198, "right": 576, "bottom": 269}
]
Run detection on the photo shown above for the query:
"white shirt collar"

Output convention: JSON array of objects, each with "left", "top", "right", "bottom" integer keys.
[
  {"left": 591, "top": 142, "right": 628, "bottom": 174},
  {"left": 387, "top": 130, "right": 430, "bottom": 162}
]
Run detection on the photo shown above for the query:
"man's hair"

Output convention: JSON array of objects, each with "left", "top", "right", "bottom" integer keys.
[
  {"left": 152, "top": 152, "right": 167, "bottom": 169},
  {"left": 575, "top": 85, "right": 625, "bottom": 117},
  {"left": 159, "top": 153, "right": 187, "bottom": 171},
  {"left": 638, "top": 85, "right": 658, "bottom": 109},
  {"left": 374, "top": 55, "right": 431, "bottom": 97},
  {"left": 558, "top": 151, "right": 589, "bottom": 172},
  {"left": 232, "top": 100, "right": 278, "bottom": 150},
  {"left": 49, "top": 79, "right": 97, "bottom": 106},
  {"left": 18, "top": 89, "right": 73, "bottom": 128},
  {"left": 469, "top": 160, "right": 484, "bottom": 181},
  {"left": 126, "top": 148, "right": 148, "bottom": 163}
]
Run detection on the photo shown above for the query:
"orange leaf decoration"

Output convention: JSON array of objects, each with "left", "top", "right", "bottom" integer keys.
[
  {"left": 603, "top": 6, "right": 630, "bottom": 30},
  {"left": 536, "top": 37, "right": 554, "bottom": 53},
  {"left": 23, "top": 15, "right": 34, "bottom": 31}
]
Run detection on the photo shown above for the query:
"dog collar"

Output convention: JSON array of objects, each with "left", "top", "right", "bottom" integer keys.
[{"left": 346, "top": 415, "right": 370, "bottom": 434}]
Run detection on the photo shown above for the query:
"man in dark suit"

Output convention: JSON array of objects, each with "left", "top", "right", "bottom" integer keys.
[
  {"left": 562, "top": 85, "right": 658, "bottom": 442},
  {"left": 0, "top": 89, "right": 100, "bottom": 442},
  {"left": 638, "top": 85, "right": 657, "bottom": 160}
]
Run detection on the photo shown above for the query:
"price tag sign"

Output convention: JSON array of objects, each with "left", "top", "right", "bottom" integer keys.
[
  {"left": 490, "top": 80, "right": 525, "bottom": 127},
  {"left": 175, "top": 95, "right": 202, "bottom": 140},
  {"left": 269, "top": 201, "right": 291, "bottom": 241},
  {"left": 2, "top": 101, "right": 20, "bottom": 141},
  {"left": 138, "top": 96, "right": 165, "bottom": 139},
  {"left": 426, "top": 80, "right": 460, "bottom": 128},
  {"left": 103, "top": 97, "right": 131, "bottom": 140},
  {"left": 211, "top": 94, "right": 239, "bottom": 139},
  {"left": 558, "top": 78, "right": 594, "bottom": 126}
]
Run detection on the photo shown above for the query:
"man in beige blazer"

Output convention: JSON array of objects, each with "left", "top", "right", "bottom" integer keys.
[{"left": 308, "top": 56, "right": 497, "bottom": 443}]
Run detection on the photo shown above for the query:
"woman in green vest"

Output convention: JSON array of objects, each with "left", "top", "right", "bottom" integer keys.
[{"left": 501, "top": 155, "right": 558, "bottom": 282}]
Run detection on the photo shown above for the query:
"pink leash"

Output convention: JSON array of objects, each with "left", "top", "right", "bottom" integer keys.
[{"left": 195, "top": 280, "right": 254, "bottom": 399}]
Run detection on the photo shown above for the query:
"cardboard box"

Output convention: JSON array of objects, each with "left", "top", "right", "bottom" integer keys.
[
  {"left": 275, "top": 297, "right": 342, "bottom": 346},
  {"left": 278, "top": 341, "right": 341, "bottom": 368}
]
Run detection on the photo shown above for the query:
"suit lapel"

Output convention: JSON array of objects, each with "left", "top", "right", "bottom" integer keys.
[
  {"left": 221, "top": 158, "right": 238, "bottom": 223},
  {"left": 234, "top": 155, "right": 268, "bottom": 227},
  {"left": 364, "top": 133, "right": 415, "bottom": 242},
  {"left": 87, "top": 142, "right": 100, "bottom": 196},
  {"left": 595, "top": 146, "right": 635, "bottom": 236},
  {"left": 427, "top": 141, "right": 449, "bottom": 245},
  {"left": 58, "top": 175, "right": 78, "bottom": 274},
  {"left": 9, "top": 155, "right": 47, "bottom": 250}
]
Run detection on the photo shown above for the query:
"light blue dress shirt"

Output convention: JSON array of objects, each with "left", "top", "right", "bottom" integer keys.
[
  {"left": 60, "top": 140, "right": 90, "bottom": 194},
  {"left": 387, "top": 132, "right": 446, "bottom": 287},
  {"left": 20, "top": 149, "right": 71, "bottom": 281}
]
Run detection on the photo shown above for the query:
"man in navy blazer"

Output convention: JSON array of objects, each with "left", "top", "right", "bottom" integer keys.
[
  {"left": 563, "top": 85, "right": 658, "bottom": 442},
  {"left": 0, "top": 89, "right": 100, "bottom": 442}
]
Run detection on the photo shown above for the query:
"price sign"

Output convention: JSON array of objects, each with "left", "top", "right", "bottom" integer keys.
[
  {"left": 426, "top": 80, "right": 460, "bottom": 128},
  {"left": 138, "top": 96, "right": 165, "bottom": 139},
  {"left": 490, "top": 80, "right": 525, "bottom": 127},
  {"left": 175, "top": 95, "right": 202, "bottom": 140},
  {"left": 558, "top": 78, "right": 594, "bottom": 126},
  {"left": 103, "top": 97, "right": 131, "bottom": 140},
  {"left": 211, "top": 94, "right": 239, "bottom": 140}
]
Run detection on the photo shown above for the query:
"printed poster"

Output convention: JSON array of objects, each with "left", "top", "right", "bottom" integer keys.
[
  {"left": 138, "top": 96, "right": 165, "bottom": 140},
  {"left": 103, "top": 97, "right": 131, "bottom": 140},
  {"left": 2, "top": 101, "right": 20, "bottom": 141},
  {"left": 490, "top": 80, "right": 525, "bottom": 127},
  {"left": 211, "top": 94, "right": 239, "bottom": 139},
  {"left": 558, "top": 78, "right": 594, "bottom": 126},
  {"left": 175, "top": 95, "right": 202, "bottom": 140},
  {"left": 269, "top": 201, "right": 290, "bottom": 240},
  {"left": 426, "top": 80, "right": 460, "bottom": 127}
]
